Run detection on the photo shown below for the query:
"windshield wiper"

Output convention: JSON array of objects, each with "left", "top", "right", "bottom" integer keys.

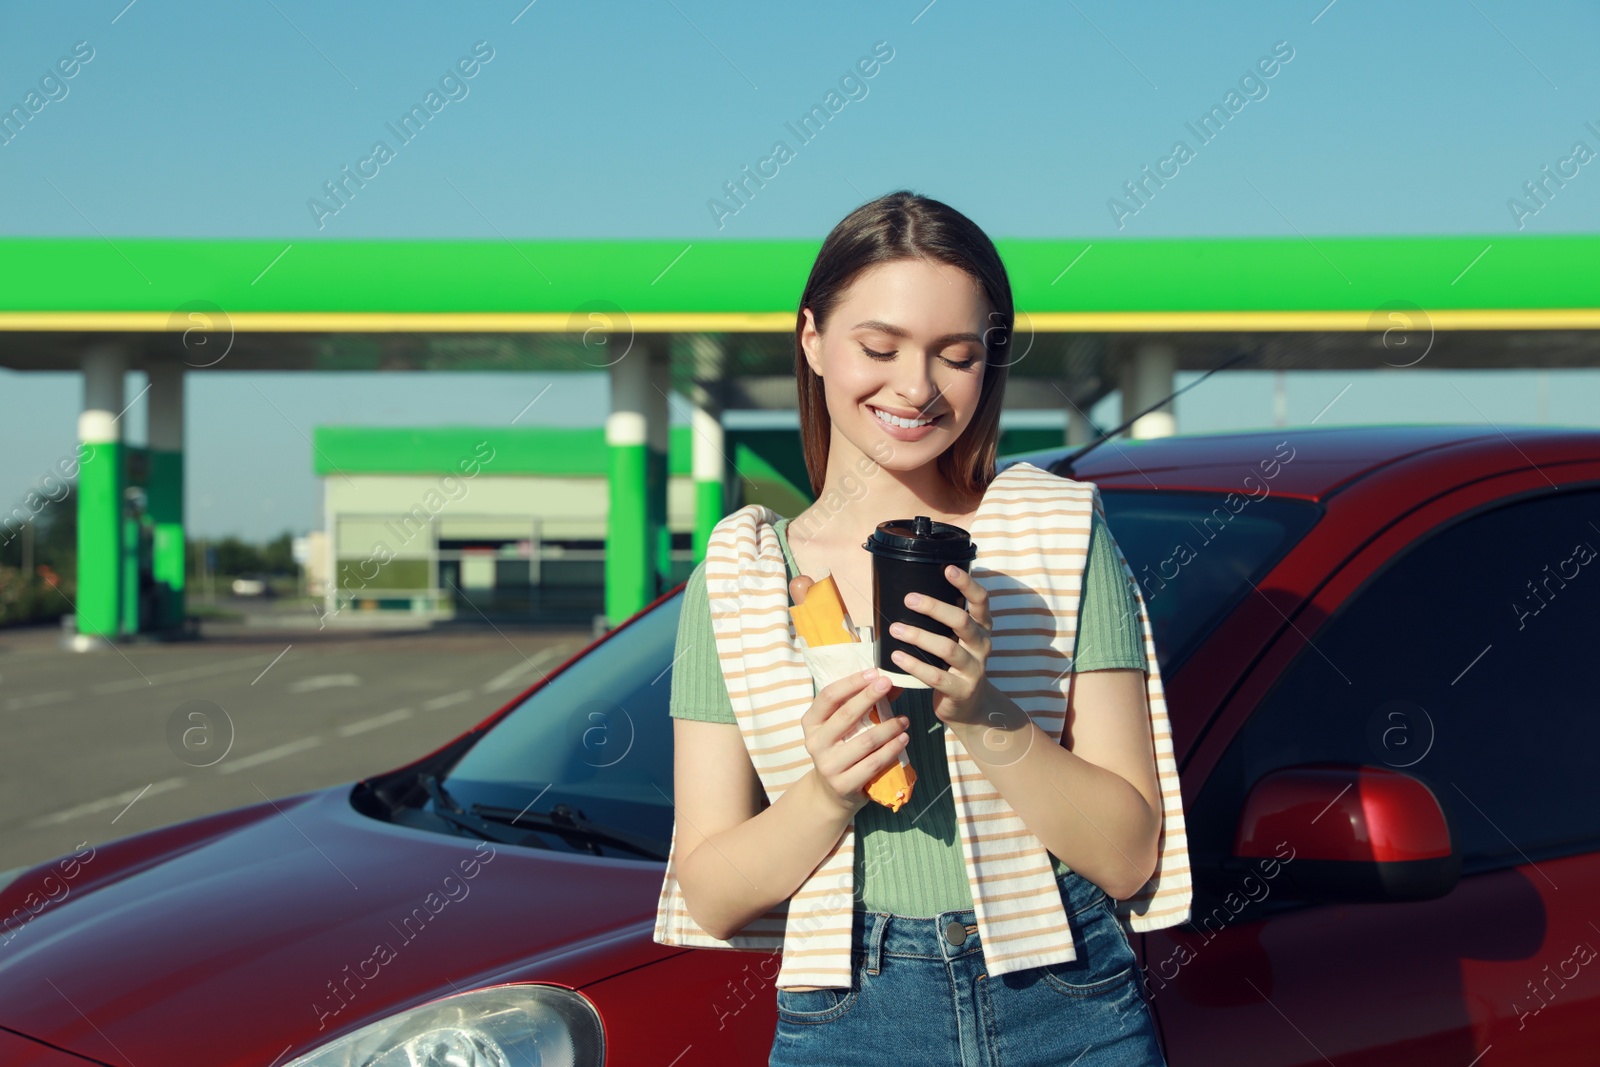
[
  {"left": 471, "top": 801, "right": 669, "bottom": 861},
  {"left": 418, "top": 773, "right": 550, "bottom": 849}
]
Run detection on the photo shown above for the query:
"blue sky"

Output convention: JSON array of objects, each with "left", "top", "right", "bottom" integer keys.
[{"left": 3, "top": 0, "right": 1598, "bottom": 537}]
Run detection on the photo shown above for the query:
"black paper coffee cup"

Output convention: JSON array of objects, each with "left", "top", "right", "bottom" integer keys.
[{"left": 863, "top": 515, "right": 977, "bottom": 688}]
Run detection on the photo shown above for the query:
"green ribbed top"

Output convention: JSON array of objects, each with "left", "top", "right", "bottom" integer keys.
[{"left": 669, "top": 509, "right": 1146, "bottom": 918}]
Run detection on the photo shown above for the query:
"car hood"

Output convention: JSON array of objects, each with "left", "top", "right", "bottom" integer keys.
[{"left": 0, "top": 785, "right": 675, "bottom": 1066}]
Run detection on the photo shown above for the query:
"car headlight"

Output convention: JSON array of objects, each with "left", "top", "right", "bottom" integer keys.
[{"left": 282, "top": 984, "right": 604, "bottom": 1067}]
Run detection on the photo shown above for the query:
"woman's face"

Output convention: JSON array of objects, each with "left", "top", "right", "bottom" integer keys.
[{"left": 800, "top": 257, "right": 991, "bottom": 475}]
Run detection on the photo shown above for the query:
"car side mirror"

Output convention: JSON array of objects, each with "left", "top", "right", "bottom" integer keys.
[{"left": 1233, "top": 763, "right": 1460, "bottom": 904}]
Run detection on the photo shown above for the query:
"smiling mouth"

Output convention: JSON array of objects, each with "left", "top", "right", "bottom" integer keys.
[{"left": 869, "top": 405, "right": 941, "bottom": 429}]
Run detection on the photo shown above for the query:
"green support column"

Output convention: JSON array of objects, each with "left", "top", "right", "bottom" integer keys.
[
  {"left": 148, "top": 364, "right": 186, "bottom": 630},
  {"left": 690, "top": 393, "right": 726, "bottom": 562},
  {"left": 120, "top": 508, "right": 140, "bottom": 636},
  {"left": 687, "top": 336, "right": 728, "bottom": 562},
  {"left": 694, "top": 478, "right": 723, "bottom": 562},
  {"left": 646, "top": 347, "right": 671, "bottom": 597},
  {"left": 75, "top": 346, "right": 125, "bottom": 642},
  {"left": 646, "top": 443, "right": 668, "bottom": 595},
  {"left": 605, "top": 337, "right": 653, "bottom": 627}
]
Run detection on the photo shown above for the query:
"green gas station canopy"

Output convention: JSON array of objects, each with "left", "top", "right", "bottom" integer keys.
[{"left": 1, "top": 234, "right": 1596, "bottom": 332}]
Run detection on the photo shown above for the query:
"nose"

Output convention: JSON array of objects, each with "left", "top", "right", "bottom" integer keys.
[{"left": 894, "top": 352, "right": 943, "bottom": 411}]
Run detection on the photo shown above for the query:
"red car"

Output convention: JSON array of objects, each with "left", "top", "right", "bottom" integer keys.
[{"left": 1, "top": 423, "right": 1596, "bottom": 1065}]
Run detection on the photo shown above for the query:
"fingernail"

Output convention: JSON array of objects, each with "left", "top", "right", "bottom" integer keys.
[
  {"left": 863, "top": 668, "right": 879, "bottom": 680},
  {"left": 890, "top": 622, "right": 905, "bottom": 636},
  {"left": 905, "top": 593, "right": 921, "bottom": 606},
  {"left": 874, "top": 678, "right": 890, "bottom": 691}
]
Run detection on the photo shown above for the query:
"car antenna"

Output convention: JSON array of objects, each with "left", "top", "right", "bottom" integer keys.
[{"left": 1054, "top": 349, "right": 1253, "bottom": 478}]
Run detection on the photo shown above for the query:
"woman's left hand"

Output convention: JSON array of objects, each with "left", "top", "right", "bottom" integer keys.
[{"left": 887, "top": 565, "right": 993, "bottom": 727}]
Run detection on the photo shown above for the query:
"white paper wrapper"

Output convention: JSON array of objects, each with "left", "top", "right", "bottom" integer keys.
[
  {"left": 803, "top": 620, "right": 930, "bottom": 691},
  {"left": 797, "top": 638, "right": 918, "bottom": 780}
]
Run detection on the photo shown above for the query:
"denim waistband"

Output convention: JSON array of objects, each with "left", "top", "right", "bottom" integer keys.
[{"left": 849, "top": 868, "right": 1109, "bottom": 975}]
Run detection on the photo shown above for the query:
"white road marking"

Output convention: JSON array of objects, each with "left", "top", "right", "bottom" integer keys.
[
  {"left": 288, "top": 673, "right": 362, "bottom": 694},
  {"left": 4, "top": 690, "right": 73, "bottom": 711},
  {"left": 422, "top": 691, "right": 472, "bottom": 711},
  {"left": 337, "top": 708, "right": 414, "bottom": 737},
  {"left": 111, "top": 782, "right": 155, "bottom": 823},
  {"left": 251, "top": 645, "right": 294, "bottom": 686},
  {"left": 215, "top": 736, "right": 321, "bottom": 774},
  {"left": 478, "top": 643, "right": 574, "bottom": 694},
  {"left": 88, "top": 653, "right": 277, "bottom": 695},
  {"left": 27, "top": 778, "right": 186, "bottom": 829}
]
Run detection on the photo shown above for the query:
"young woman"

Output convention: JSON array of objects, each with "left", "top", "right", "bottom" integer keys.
[{"left": 666, "top": 191, "right": 1174, "bottom": 1066}]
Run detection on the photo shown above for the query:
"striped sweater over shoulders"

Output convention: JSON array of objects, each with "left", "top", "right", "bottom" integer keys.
[{"left": 669, "top": 506, "right": 1146, "bottom": 917}]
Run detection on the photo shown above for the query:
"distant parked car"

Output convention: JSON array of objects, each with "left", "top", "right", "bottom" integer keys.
[
  {"left": 230, "top": 574, "right": 274, "bottom": 597},
  {"left": 0, "top": 424, "right": 1595, "bottom": 1065}
]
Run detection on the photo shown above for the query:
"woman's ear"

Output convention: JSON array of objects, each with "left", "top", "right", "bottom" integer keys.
[{"left": 800, "top": 307, "right": 823, "bottom": 378}]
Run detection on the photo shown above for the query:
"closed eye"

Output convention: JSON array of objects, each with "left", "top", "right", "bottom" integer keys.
[{"left": 859, "top": 343, "right": 978, "bottom": 371}]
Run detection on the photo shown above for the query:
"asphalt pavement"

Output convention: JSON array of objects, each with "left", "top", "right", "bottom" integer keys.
[{"left": 0, "top": 617, "right": 591, "bottom": 874}]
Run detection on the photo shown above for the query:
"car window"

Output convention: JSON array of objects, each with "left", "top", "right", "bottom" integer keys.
[
  {"left": 1098, "top": 489, "right": 1321, "bottom": 675},
  {"left": 1193, "top": 485, "right": 1600, "bottom": 885},
  {"left": 442, "top": 598, "right": 681, "bottom": 850}
]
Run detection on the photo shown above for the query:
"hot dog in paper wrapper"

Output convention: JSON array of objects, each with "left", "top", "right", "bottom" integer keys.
[{"left": 790, "top": 574, "right": 917, "bottom": 813}]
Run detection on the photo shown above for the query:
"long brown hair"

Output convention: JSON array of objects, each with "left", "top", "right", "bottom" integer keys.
[{"left": 795, "top": 190, "right": 1013, "bottom": 505}]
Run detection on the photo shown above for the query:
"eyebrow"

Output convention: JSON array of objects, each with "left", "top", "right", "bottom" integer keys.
[{"left": 851, "top": 319, "right": 984, "bottom": 347}]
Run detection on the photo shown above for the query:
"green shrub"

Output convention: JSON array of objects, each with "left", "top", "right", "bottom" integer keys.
[{"left": 0, "top": 566, "right": 72, "bottom": 627}]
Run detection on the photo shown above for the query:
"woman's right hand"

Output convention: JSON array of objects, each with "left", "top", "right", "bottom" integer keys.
[{"left": 801, "top": 669, "right": 909, "bottom": 818}]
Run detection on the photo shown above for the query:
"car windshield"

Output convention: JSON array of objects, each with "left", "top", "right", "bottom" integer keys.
[
  {"left": 434, "top": 487, "right": 1319, "bottom": 854},
  {"left": 440, "top": 602, "right": 681, "bottom": 856}
]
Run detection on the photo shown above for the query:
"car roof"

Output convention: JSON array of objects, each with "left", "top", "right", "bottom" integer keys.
[{"left": 1000, "top": 423, "right": 1600, "bottom": 501}]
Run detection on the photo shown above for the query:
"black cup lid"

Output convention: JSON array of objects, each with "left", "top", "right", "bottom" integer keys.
[{"left": 863, "top": 515, "right": 977, "bottom": 561}]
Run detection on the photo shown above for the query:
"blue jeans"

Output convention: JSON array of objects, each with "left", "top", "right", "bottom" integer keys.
[{"left": 769, "top": 867, "right": 1168, "bottom": 1067}]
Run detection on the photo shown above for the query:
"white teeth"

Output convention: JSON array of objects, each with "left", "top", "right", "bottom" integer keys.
[{"left": 872, "top": 406, "right": 933, "bottom": 429}]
